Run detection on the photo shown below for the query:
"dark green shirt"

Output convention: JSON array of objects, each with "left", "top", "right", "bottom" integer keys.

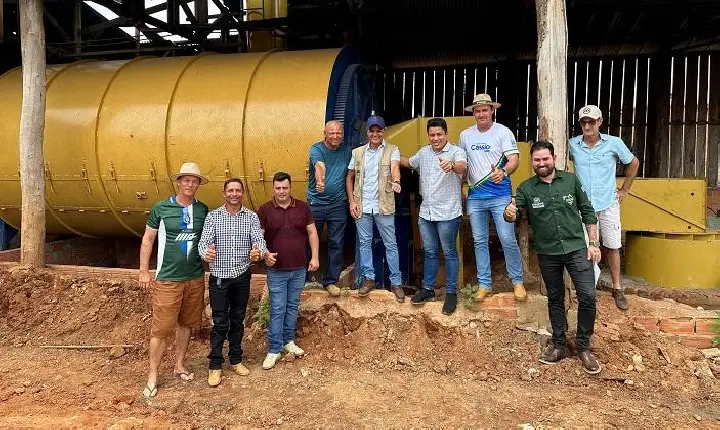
[{"left": 514, "top": 169, "right": 597, "bottom": 256}]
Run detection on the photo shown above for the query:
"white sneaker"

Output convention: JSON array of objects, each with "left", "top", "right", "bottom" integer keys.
[
  {"left": 262, "top": 352, "right": 282, "bottom": 370},
  {"left": 283, "top": 340, "right": 305, "bottom": 356}
]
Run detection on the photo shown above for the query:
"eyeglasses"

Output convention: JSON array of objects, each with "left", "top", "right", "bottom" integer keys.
[{"left": 579, "top": 119, "right": 597, "bottom": 126}]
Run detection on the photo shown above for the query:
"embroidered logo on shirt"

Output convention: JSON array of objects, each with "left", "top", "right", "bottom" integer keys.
[
  {"left": 470, "top": 144, "right": 491, "bottom": 151},
  {"left": 532, "top": 197, "right": 545, "bottom": 209},
  {"left": 562, "top": 194, "right": 574, "bottom": 205}
]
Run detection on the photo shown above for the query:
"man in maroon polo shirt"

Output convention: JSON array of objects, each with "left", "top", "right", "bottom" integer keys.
[{"left": 257, "top": 172, "right": 320, "bottom": 370}]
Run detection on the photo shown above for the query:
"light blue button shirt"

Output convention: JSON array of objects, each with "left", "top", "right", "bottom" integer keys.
[
  {"left": 408, "top": 143, "right": 467, "bottom": 221},
  {"left": 347, "top": 141, "right": 400, "bottom": 214},
  {"left": 568, "top": 133, "right": 635, "bottom": 212}
]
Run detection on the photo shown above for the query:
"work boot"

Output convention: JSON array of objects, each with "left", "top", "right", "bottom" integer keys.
[
  {"left": 325, "top": 284, "right": 341, "bottom": 297},
  {"left": 207, "top": 369, "right": 222, "bottom": 387},
  {"left": 442, "top": 293, "right": 457, "bottom": 315},
  {"left": 283, "top": 340, "right": 305, "bottom": 356},
  {"left": 357, "top": 279, "right": 376, "bottom": 297},
  {"left": 262, "top": 353, "right": 282, "bottom": 370},
  {"left": 411, "top": 288, "right": 435, "bottom": 305},
  {"left": 474, "top": 288, "right": 491, "bottom": 302},
  {"left": 232, "top": 363, "right": 250, "bottom": 376},
  {"left": 538, "top": 344, "right": 567, "bottom": 365},
  {"left": 391, "top": 285, "right": 405, "bottom": 303},
  {"left": 578, "top": 350, "right": 602, "bottom": 374},
  {"left": 612, "top": 289, "right": 629, "bottom": 310},
  {"left": 513, "top": 283, "right": 527, "bottom": 302}
]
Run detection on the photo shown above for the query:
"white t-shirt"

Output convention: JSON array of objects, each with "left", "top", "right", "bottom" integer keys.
[{"left": 459, "top": 122, "right": 519, "bottom": 199}]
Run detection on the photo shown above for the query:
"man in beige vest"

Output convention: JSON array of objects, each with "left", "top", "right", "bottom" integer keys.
[{"left": 346, "top": 115, "right": 405, "bottom": 302}]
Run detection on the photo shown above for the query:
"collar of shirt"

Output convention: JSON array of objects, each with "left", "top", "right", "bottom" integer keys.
[
  {"left": 367, "top": 140, "right": 387, "bottom": 151},
  {"left": 534, "top": 169, "right": 569, "bottom": 185},
  {"left": 271, "top": 197, "right": 296, "bottom": 208},
  {"left": 577, "top": 133, "right": 609, "bottom": 149},
  {"left": 219, "top": 204, "right": 250, "bottom": 216},
  {"left": 429, "top": 142, "right": 452, "bottom": 154}
]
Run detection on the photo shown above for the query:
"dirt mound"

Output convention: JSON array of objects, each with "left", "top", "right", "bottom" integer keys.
[{"left": 0, "top": 265, "right": 718, "bottom": 426}]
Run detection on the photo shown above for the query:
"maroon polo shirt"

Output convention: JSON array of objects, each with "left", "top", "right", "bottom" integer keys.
[{"left": 257, "top": 197, "right": 314, "bottom": 270}]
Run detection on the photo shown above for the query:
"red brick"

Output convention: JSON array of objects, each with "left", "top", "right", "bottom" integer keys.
[
  {"left": 680, "top": 335, "right": 715, "bottom": 349},
  {"left": 659, "top": 317, "right": 694, "bottom": 335},
  {"left": 695, "top": 317, "right": 718, "bottom": 336},
  {"left": 478, "top": 293, "right": 516, "bottom": 308},
  {"left": 633, "top": 316, "right": 660, "bottom": 332}
]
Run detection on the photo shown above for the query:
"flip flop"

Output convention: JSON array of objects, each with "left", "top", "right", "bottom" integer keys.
[
  {"left": 173, "top": 370, "right": 194, "bottom": 382},
  {"left": 142, "top": 383, "right": 158, "bottom": 398}
]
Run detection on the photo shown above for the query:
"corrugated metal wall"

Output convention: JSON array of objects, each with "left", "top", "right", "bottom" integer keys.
[{"left": 373, "top": 53, "right": 720, "bottom": 187}]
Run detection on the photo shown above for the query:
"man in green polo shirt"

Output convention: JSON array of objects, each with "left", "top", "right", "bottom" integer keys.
[{"left": 503, "top": 140, "right": 602, "bottom": 375}]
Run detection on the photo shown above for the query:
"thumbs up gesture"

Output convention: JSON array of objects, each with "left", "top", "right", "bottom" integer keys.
[
  {"left": 204, "top": 243, "right": 217, "bottom": 263},
  {"left": 438, "top": 156, "right": 453, "bottom": 173},
  {"left": 503, "top": 197, "right": 518, "bottom": 222},
  {"left": 265, "top": 251, "right": 278, "bottom": 267},
  {"left": 490, "top": 163, "right": 505, "bottom": 184},
  {"left": 249, "top": 243, "right": 262, "bottom": 262}
]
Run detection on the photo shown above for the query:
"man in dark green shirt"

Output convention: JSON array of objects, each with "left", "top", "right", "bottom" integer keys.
[{"left": 504, "top": 140, "right": 602, "bottom": 375}]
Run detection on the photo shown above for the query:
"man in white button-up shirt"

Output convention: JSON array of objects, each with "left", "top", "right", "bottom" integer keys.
[{"left": 400, "top": 118, "right": 467, "bottom": 315}]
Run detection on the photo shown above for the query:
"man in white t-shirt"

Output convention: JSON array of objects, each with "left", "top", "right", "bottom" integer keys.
[{"left": 459, "top": 93, "right": 525, "bottom": 302}]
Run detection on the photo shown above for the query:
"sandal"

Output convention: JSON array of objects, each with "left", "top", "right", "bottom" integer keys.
[
  {"left": 142, "top": 383, "right": 158, "bottom": 398},
  {"left": 173, "top": 370, "right": 195, "bottom": 382}
]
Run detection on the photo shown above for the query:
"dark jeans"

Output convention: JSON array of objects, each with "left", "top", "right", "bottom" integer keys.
[
  {"left": 537, "top": 249, "right": 596, "bottom": 352},
  {"left": 309, "top": 201, "right": 347, "bottom": 286},
  {"left": 208, "top": 270, "right": 250, "bottom": 370}
]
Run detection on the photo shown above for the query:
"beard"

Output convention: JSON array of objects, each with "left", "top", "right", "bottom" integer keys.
[{"left": 534, "top": 165, "right": 554, "bottom": 178}]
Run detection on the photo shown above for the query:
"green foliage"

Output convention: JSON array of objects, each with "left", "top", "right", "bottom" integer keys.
[
  {"left": 458, "top": 283, "right": 479, "bottom": 311},
  {"left": 254, "top": 295, "right": 270, "bottom": 328}
]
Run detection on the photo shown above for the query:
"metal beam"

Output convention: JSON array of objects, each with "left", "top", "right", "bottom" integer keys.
[
  {"left": 43, "top": 6, "right": 71, "bottom": 42},
  {"left": 179, "top": 1, "right": 196, "bottom": 24},
  {"left": 0, "top": 0, "right": 4, "bottom": 43},
  {"left": 74, "top": 0, "right": 81, "bottom": 54},
  {"left": 83, "top": 1, "right": 171, "bottom": 35},
  {"left": 91, "top": 0, "right": 196, "bottom": 40}
]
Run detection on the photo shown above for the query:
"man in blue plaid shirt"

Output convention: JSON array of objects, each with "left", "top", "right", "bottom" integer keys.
[{"left": 199, "top": 177, "right": 268, "bottom": 387}]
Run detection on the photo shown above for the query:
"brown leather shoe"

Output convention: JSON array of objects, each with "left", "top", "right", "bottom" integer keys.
[
  {"left": 391, "top": 285, "right": 405, "bottom": 303},
  {"left": 357, "top": 279, "right": 376, "bottom": 296},
  {"left": 538, "top": 344, "right": 567, "bottom": 365},
  {"left": 578, "top": 350, "right": 602, "bottom": 374},
  {"left": 612, "top": 289, "right": 629, "bottom": 310},
  {"left": 513, "top": 283, "right": 527, "bottom": 302}
]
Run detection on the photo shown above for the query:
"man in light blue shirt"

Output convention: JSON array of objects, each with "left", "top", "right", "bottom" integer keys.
[{"left": 569, "top": 105, "right": 640, "bottom": 311}]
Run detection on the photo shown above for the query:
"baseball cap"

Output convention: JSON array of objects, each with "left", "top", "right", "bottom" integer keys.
[
  {"left": 367, "top": 115, "right": 386, "bottom": 129},
  {"left": 578, "top": 105, "right": 602, "bottom": 120}
]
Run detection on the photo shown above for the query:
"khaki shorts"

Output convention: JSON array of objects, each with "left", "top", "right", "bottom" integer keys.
[
  {"left": 150, "top": 275, "right": 205, "bottom": 339},
  {"left": 596, "top": 201, "right": 622, "bottom": 250}
]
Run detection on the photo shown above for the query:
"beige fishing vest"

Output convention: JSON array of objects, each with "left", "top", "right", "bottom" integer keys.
[{"left": 352, "top": 141, "right": 397, "bottom": 216}]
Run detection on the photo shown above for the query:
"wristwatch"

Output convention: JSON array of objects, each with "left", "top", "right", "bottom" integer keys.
[{"left": 588, "top": 241, "right": 599, "bottom": 247}]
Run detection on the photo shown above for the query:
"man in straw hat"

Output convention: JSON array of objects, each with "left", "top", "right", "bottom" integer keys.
[
  {"left": 569, "top": 105, "right": 639, "bottom": 311},
  {"left": 138, "top": 162, "right": 210, "bottom": 398},
  {"left": 459, "top": 93, "right": 525, "bottom": 302}
]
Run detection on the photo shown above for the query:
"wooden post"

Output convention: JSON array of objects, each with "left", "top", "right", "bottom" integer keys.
[
  {"left": 536, "top": 0, "right": 570, "bottom": 305},
  {"left": 536, "top": 0, "right": 568, "bottom": 165},
  {"left": 18, "top": 0, "right": 47, "bottom": 267}
]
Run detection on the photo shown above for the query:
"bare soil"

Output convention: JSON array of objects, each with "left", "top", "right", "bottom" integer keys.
[{"left": 0, "top": 265, "right": 718, "bottom": 428}]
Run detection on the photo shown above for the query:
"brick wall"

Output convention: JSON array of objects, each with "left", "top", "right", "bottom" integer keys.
[
  {"left": 708, "top": 188, "right": 720, "bottom": 217},
  {"left": 634, "top": 315, "right": 717, "bottom": 349}
]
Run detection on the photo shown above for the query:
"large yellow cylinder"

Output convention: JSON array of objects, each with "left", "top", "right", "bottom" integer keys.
[{"left": 0, "top": 49, "right": 346, "bottom": 237}]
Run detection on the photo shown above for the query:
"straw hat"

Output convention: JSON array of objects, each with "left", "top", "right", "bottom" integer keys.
[
  {"left": 170, "top": 162, "right": 208, "bottom": 185},
  {"left": 465, "top": 93, "right": 501, "bottom": 112}
]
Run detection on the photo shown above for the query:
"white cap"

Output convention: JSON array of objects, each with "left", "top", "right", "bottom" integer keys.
[{"left": 578, "top": 105, "right": 602, "bottom": 120}]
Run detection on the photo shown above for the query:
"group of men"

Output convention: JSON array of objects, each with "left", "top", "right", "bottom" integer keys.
[{"left": 138, "top": 93, "right": 639, "bottom": 396}]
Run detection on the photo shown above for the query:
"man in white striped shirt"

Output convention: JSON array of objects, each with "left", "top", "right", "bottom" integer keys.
[{"left": 198, "top": 177, "right": 268, "bottom": 387}]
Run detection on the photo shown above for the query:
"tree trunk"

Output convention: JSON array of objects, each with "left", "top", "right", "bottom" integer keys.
[
  {"left": 536, "top": 0, "right": 570, "bottom": 304},
  {"left": 19, "top": 0, "right": 47, "bottom": 267}
]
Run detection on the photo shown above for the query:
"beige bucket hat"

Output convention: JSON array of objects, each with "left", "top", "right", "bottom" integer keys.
[
  {"left": 465, "top": 93, "right": 502, "bottom": 112},
  {"left": 171, "top": 162, "right": 208, "bottom": 185}
]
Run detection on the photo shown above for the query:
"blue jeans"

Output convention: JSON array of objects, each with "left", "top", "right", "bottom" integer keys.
[
  {"left": 467, "top": 196, "right": 524, "bottom": 289},
  {"left": 267, "top": 268, "right": 307, "bottom": 354},
  {"left": 418, "top": 216, "right": 461, "bottom": 294},
  {"left": 356, "top": 213, "right": 402, "bottom": 286},
  {"left": 309, "top": 201, "right": 347, "bottom": 286}
]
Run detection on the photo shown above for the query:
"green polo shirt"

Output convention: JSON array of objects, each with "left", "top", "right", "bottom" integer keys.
[{"left": 514, "top": 169, "right": 597, "bottom": 256}]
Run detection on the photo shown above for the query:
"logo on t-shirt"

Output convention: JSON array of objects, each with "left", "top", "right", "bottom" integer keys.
[
  {"left": 175, "top": 232, "right": 197, "bottom": 242},
  {"left": 470, "top": 144, "right": 491, "bottom": 151},
  {"left": 532, "top": 197, "right": 545, "bottom": 209},
  {"left": 562, "top": 194, "right": 574, "bottom": 205}
]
